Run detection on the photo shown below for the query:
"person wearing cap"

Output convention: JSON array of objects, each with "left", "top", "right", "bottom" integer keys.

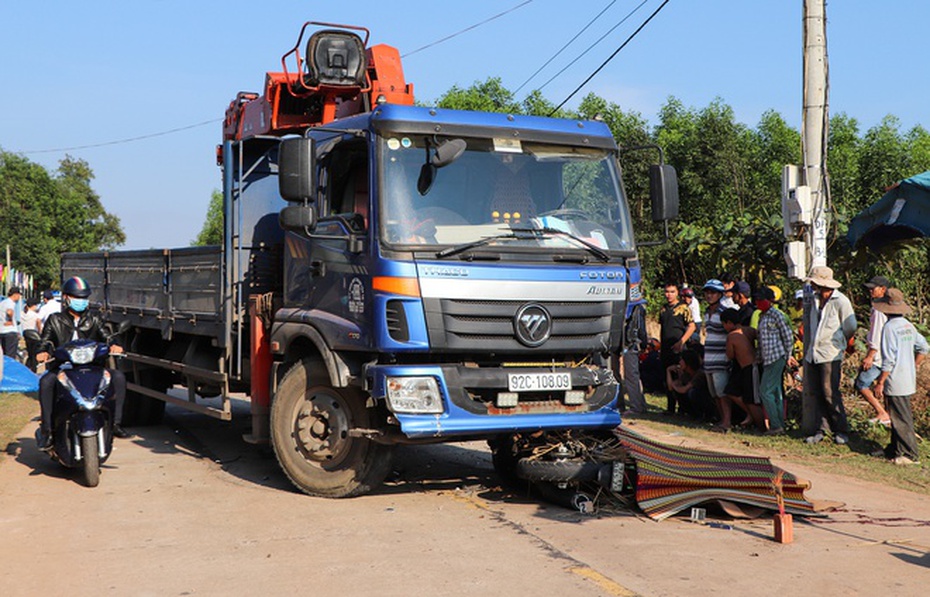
[
  {"left": 756, "top": 285, "right": 797, "bottom": 435},
  {"left": 0, "top": 286, "right": 23, "bottom": 358},
  {"left": 750, "top": 285, "right": 783, "bottom": 329},
  {"left": 856, "top": 275, "right": 893, "bottom": 426},
  {"left": 789, "top": 288, "right": 805, "bottom": 324},
  {"left": 701, "top": 279, "right": 736, "bottom": 419},
  {"left": 802, "top": 266, "right": 857, "bottom": 445},
  {"left": 681, "top": 286, "right": 702, "bottom": 341},
  {"left": 872, "top": 288, "right": 928, "bottom": 465},
  {"left": 733, "top": 280, "right": 755, "bottom": 326}
]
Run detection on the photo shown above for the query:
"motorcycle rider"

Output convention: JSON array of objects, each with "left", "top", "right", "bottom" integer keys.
[{"left": 35, "top": 276, "right": 128, "bottom": 449}]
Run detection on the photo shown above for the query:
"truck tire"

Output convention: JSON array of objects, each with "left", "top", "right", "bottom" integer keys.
[
  {"left": 515, "top": 458, "right": 602, "bottom": 483},
  {"left": 80, "top": 435, "right": 101, "bottom": 488},
  {"left": 271, "top": 359, "right": 393, "bottom": 498},
  {"left": 123, "top": 370, "right": 168, "bottom": 427}
]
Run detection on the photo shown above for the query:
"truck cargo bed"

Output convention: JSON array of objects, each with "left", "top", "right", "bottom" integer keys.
[{"left": 62, "top": 246, "right": 226, "bottom": 345}]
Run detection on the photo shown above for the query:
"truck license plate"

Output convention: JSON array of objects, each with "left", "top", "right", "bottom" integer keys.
[{"left": 507, "top": 372, "right": 572, "bottom": 392}]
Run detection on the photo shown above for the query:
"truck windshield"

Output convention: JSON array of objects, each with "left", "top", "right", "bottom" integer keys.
[{"left": 378, "top": 135, "right": 635, "bottom": 255}]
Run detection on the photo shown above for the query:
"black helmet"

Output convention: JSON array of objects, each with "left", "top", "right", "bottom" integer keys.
[{"left": 62, "top": 276, "right": 92, "bottom": 299}]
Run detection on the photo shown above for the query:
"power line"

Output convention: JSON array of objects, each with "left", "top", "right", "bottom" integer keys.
[
  {"left": 534, "top": 0, "right": 649, "bottom": 96},
  {"left": 21, "top": 119, "right": 220, "bottom": 155},
  {"left": 550, "top": 0, "right": 671, "bottom": 115},
  {"left": 514, "top": 0, "right": 618, "bottom": 94},
  {"left": 402, "top": 0, "right": 534, "bottom": 58}
]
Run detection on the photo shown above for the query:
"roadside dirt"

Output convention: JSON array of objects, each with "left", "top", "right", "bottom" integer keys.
[{"left": 1, "top": 404, "right": 929, "bottom": 596}]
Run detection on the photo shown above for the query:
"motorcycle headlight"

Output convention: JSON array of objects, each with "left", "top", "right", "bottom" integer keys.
[{"left": 66, "top": 345, "right": 97, "bottom": 365}]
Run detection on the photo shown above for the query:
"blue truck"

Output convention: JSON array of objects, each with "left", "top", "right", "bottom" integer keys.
[{"left": 61, "top": 23, "right": 677, "bottom": 497}]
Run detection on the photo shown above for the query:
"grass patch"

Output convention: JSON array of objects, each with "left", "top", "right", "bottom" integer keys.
[
  {"left": 0, "top": 392, "right": 39, "bottom": 461},
  {"left": 630, "top": 392, "right": 930, "bottom": 496}
]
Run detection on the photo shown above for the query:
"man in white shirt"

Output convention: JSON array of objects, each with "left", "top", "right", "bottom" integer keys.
[
  {"left": 37, "top": 289, "right": 61, "bottom": 324},
  {"left": 802, "top": 267, "right": 857, "bottom": 445},
  {"left": 0, "top": 286, "right": 22, "bottom": 358},
  {"left": 855, "top": 275, "right": 891, "bottom": 426},
  {"left": 873, "top": 289, "right": 929, "bottom": 465},
  {"left": 681, "top": 286, "right": 702, "bottom": 342}
]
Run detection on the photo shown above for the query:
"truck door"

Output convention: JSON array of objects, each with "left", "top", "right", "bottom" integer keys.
[{"left": 284, "top": 138, "right": 372, "bottom": 347}]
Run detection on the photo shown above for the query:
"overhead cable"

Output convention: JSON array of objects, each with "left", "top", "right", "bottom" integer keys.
[
  {"left": 402, "top": 0, "right": 534, "bottom": 58},
  {"left": 550, "top": 0, "right": 671, "bottom": 115},
  {"left": 514, "top": 0, "right": 618, "bottom": 94},
  {"left": 21, "top": 119, "right": 219, "bottom": 154},
  {"left": 535, "top": 0, "right": 648, "bottom": 95}
]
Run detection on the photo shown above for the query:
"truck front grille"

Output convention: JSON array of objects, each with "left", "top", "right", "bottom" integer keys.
[{"left": 423, "top": 298, "right": 617, "bottom": 353}]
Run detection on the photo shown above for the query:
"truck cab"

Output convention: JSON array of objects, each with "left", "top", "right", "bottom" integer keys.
[{"left": 265, "top": 97, "right": 675, "bottom": 496}]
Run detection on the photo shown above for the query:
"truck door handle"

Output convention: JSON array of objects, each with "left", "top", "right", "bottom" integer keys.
[{"left": 310, "top": 260, "right": 326, "bottom": 277}]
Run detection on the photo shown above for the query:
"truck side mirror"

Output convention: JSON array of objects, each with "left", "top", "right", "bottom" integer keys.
[
  {"left": 278, "top": 137, "right": 316, "bottom": 201},
  {"left": 279, "top": 204, "right": 317, "bottom": 232},
  {"left": 649, "top": 164, "right": 680, "bottom": 222}
]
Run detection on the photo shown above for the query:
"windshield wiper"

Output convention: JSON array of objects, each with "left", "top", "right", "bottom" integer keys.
[
  {"left": 435, "top": 232, "right": 529, "bottom": 259},
  {"left": 434, "top": 227, "right": 611, "bottom": 262},
  {"left": 513, "top": 227, "right": 611, "bottom": 262}
]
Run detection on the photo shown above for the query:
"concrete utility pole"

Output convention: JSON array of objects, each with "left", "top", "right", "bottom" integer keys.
[
  {"left": 799, "top": 0, "right": 829, "bottom": 435},
  {"left": 782, "top": 1, "right": 829, "bottom": 434},
  {"left": 801, "top": 0, "right": 829, "bottom": 269}
]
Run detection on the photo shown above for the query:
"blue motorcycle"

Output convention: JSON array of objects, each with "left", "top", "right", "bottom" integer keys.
[{"left": 29, "top": 332, "right": 122, "bottom": 487}]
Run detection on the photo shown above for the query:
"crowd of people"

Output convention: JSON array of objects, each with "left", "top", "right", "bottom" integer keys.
[
  {"left": 621, "top": 266, "right": 928, "bottom": 466},
  {"left": 0, "top": 287, "right": 62, "bottom": 371}
]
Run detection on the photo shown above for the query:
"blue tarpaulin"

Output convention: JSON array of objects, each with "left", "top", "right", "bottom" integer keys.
[
  {"left": 848, "top": 171, "right": 930, "bottom": 249},
  {"left": 0, "top": 356, "right": 39, "bottom": 393}
]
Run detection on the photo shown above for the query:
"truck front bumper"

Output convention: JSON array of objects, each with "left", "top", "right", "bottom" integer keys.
[{"left": 369, "top": 363, "right": 620, "bottom": 438}]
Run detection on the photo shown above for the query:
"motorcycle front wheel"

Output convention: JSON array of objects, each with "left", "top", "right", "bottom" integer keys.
[{"left": 80, "top": 435, "right": 100, "bottom": 488}]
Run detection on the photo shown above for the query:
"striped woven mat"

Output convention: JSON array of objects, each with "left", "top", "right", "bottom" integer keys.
[{"left": 615, "top": 426, "right": 829, "bottom": 521}]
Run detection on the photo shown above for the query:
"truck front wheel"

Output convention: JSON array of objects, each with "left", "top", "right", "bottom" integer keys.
[{"left": 271, "top": 359, "right": 392, "bottom": 498}]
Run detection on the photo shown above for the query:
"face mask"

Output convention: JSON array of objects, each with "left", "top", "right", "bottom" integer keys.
[
  {"left": 757, "top": 299, "right": 772, "bottom": 312},
  {"left": 69, "top": 298, "right": 89, "bottom": 313}
]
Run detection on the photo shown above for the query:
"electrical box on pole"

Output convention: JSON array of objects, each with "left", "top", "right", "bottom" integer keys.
[
  {"left": 782, "top": 164, "right": 811, "bottom": 279},
  {"left": 785, "top": 186, "right": 812, "bottom": 234},
  {"left": 784, "top": 241, "right": 807, "bottom": 279}
]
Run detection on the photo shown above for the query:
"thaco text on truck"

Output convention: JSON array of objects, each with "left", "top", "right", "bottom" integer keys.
[{"left": 62, "top": 22, "right": 679, "bottom": 497}]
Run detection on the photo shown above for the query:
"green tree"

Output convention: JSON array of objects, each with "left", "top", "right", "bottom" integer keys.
[
  {"left": 858, "top": 115, "right": 910, "bottom": 209},
  {"left": 55, "top": 155, "right": 126, "bottom": 251},
  {"left": 433, "top": 77, "right": 523, "bottom": 113},
  {"left": 193, "top": 189, "right": 224, "bottom": 246},
  {"left": 0, "top": 151, "right": 123, "bottom": 289}
]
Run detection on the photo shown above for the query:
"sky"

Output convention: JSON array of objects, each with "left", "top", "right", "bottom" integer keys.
[{"left": 2, "top": 0, "right": 928, "bottom": 250}]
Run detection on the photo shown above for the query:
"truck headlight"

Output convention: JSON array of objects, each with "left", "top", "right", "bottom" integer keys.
[{"left": 386, "top": 377, "right": 443, "bottom": 414}]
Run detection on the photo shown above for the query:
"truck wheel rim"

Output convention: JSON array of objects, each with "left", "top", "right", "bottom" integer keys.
[{"left": 294, "top": 391, "right": 350, "bottom": 464}]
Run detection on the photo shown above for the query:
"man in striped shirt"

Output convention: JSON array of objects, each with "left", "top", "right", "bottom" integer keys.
[
  {"left": 756, "top": 286, "right": 797, "bottom": 435},
  {"left": 701, "top": 279, "right": 736, "bottom": 427}
]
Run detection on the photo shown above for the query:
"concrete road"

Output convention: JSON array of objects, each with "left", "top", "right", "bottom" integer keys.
[{"left": 2, "top": 401, "right": 930, "bottom": 596}]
